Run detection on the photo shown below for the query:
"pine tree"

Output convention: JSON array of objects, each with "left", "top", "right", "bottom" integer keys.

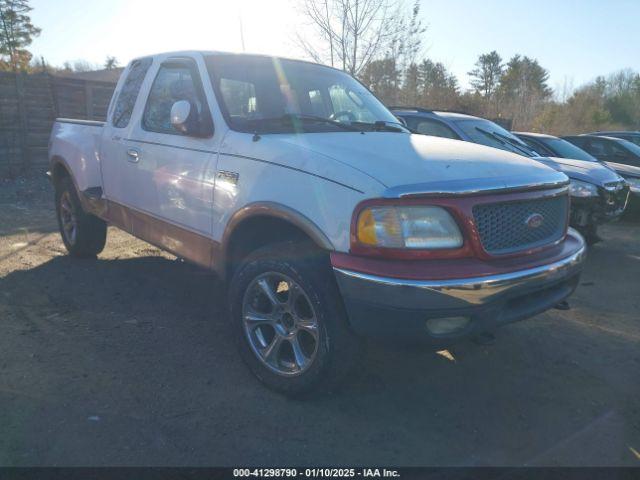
[
  {"left": 0, "top": 0, "right": 40, "bottom": 71},
  {"left": 104, "top": 56, "right": 120, "bottom": 70},
  {"left": 497, "top": 55, "right": 552, "bottom": 129},
  {"left": 468, "top": 51, "right": 503, "bottom": 99}
]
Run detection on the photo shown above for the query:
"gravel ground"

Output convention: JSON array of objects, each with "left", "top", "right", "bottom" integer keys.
[{"left": 0, "top": 176, "right": 639, "bottom": 467}]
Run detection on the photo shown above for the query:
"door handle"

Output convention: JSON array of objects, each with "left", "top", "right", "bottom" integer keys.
[{"left": 126, "top": 148, "right": 140, "bottom": 163}]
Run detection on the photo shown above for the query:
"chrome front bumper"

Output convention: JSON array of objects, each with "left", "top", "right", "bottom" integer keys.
[{"left": 334, "top": 236, "right": 586, "bottom": 342}]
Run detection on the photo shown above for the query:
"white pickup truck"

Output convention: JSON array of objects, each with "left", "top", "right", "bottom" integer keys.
[{"left": 49, "top": 51, "right": 585, "bottom": 395}]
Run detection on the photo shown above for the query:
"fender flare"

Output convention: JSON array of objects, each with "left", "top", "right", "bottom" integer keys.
[
  {"left": 50, "top": 156, "right": 74, "bottom": 186},
  {"left": 50, "top": 156, "right": 102, "bottom": 215},
  {"left": 218, "top": 201, "right": 335, "bottom": 273}
]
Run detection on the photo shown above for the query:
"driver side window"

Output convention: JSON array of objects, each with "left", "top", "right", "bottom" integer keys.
[{"left": 143, "top": 64, "right": 206, "bottom": 135}]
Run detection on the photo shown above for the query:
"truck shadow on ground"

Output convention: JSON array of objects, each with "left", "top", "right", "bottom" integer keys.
[{"left": 1, "top": 247, "right": 638, "bottom": 466}]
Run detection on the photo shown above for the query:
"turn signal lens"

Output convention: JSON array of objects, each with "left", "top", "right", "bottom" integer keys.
[{"left": 356, "top": 208, "right": 377, "bottom": 245}]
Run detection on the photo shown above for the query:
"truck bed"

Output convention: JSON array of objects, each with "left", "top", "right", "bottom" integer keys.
[{"left": 49, "top": 118, "right": 105, "bottom": 193}]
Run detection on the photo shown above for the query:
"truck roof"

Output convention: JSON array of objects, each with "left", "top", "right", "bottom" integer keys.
[
  {"left": 389, "top": 107, "right": 482, "bottom": 121},
  {"left": 130, "top": 50, "right": 345, "bottom": 73},
  {"left": 513, "top": 132, "right": 558, "bottom": 139}
]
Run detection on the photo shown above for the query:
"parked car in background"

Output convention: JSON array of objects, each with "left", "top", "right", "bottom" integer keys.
[
  {"left": 391, "top": 108, "right": 628, "bottom": 243},
  {"left": 589, "top": 131, "right": 640, "bottom": 148},
  {"left": 514, "top": 132, "right": 601, "bottom": 163},
  {"left": 517, "top": 132, "right": 640, "bottom": 214},
  {"left": 563, "top": 134, "right": 640, "bottom": 169},
  {"left": 47, "top": 52, "right": 586, "bottom": 395}
]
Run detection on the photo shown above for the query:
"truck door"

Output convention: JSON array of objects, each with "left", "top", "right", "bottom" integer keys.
[
  {"left": 119, "top": 57, "right": 219, "bottom": 266},
  {"left": 101, "top": 57, "right": 153, "bottom": 216}
]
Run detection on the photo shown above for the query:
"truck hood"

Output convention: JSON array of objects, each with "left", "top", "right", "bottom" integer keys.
[
  {"left": 533, "top": 156, "right": 624, "bottom": 186},
  {"left": 276, "top": 132, "right": 567, "bottom": 193}
]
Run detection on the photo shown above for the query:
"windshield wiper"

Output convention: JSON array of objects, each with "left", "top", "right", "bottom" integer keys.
[
  {"left": 352, "top": 120, "right": 409, "bottom": 133},
  {"left": 475, "top": 127, "right": 532, "bottom": 156},
  {"left": 491, "top": 130, "right": 539, "bottom": 157},
  {"left": 248, "top": 114, "right": 361, "bottom": 132}
]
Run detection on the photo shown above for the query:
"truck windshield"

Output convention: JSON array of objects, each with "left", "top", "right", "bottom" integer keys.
[
  {"left": 455, "top": 119, "right": 539, "bottom": 157},
  {"left": 540, "top": 138, "right": 599, "bottom": 162},
  {"left": 205, "top": 54, "right": 403, "bottom": 134},
  {"left": 617, "top": 138, "right": 640, "bottom": 157}
]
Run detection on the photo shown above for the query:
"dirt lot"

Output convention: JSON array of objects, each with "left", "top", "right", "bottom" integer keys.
[{"left": 0, "top": 175, "right": 639, "bottom": 467}]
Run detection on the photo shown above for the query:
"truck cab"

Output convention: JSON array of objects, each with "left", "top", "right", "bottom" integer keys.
[{"left": 49, "top": 52, "right": 585, "bottom": 395}]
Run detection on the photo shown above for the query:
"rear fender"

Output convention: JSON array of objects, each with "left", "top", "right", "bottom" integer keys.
[{"left": 48, "top": 121, "right": 104, "bottom": 193}]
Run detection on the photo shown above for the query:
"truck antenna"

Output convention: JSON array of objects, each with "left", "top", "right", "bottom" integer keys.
[{"left": 239, "top": 14, "right": 246, "bottom": 52}]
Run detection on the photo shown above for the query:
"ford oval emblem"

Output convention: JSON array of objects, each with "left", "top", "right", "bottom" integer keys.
[{"left": 526, "top": 213, "right": 544, "bottom": 229}]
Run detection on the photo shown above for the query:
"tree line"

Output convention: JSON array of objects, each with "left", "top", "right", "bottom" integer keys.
[
  {"left": 361, "top": 48, "right": 640, "bottom": 134},
  {"left": 1, "top": 0, "right": 638, "bottom": 135},
  {"left": 296, "top": 0, "right": 639, "bottom": 134}
]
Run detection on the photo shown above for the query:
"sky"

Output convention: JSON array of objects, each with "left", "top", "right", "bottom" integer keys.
[{"left": 28, "top": 0, "right": 640, "bottom": 93}]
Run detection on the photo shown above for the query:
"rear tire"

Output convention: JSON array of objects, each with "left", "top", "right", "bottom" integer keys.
[
  {"left": 55, "top": 176, "right": 107, "bottom": 258},
  {"left": 228, "top": 241, "right": 361, "bottom": 397}
]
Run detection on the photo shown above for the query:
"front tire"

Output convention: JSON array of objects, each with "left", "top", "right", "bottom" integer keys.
[
  {"left": 579, "top": 224, "right": 602, "bottom": 246},
  {"left": 55, "top": 176, "right": 107, "bottom": 258},
  {"left": 228, "top": 241, "right": 360, "bottom": 396}
]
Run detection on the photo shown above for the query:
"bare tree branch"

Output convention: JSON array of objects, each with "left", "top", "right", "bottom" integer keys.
[{"left": 295, "top": 0, "right": 422, "bottom": 76}]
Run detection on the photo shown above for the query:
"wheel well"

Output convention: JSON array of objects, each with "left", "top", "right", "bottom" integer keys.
[
  {"left": 225, "top": 215, "right": 326, "bottom": 279},
  {"left": 51, "top": 159, "right": 71, "bottom": 187}
]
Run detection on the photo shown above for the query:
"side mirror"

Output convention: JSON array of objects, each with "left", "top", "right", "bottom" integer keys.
[{"left": 170, "top": 100, "right": 204, "bottom": 136}]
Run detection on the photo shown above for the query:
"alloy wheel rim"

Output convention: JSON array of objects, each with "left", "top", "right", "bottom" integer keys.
[
  {"left": 242, "top": 272, "right": 319, "bottom": 377},
  {"left": 59, "top": 192, "right": 77, "bottom": 245}
]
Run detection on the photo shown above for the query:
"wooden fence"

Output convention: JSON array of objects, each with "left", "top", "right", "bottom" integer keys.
[{"left": 0, "top": 71, "right": 117, "bottom": 176}]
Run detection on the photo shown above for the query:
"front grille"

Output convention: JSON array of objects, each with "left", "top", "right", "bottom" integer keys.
[{"left": 473, "top": 195, "right": 568, "bottom": 255}]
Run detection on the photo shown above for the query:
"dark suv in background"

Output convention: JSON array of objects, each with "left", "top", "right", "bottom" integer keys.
[
  {"left": 517, "top": 132, "right": 640, "bottom": 211},
  {"left": 563, "top": 135, "right": 640, "bottom": 169},
  {"left": 589, "top": 131, "right": 640, "bottom": 148},
  {"left": 391, "top": 108, "right": 629, "bottom": 243}
]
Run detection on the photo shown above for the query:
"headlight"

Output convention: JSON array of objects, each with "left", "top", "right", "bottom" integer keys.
[
  {"left": 356, "top": 205, "right": 463, "bottom": 249},
  {"left": 569, "top": 180, "right": 598, "bottom": 197},
  {"left": 624, "top": 177, "right": 640, "bottom": 193}
]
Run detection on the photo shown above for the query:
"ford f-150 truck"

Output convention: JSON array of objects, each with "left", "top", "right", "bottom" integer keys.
[{"left": 48, "top": 51, "right": 585, "bottom": 395}]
